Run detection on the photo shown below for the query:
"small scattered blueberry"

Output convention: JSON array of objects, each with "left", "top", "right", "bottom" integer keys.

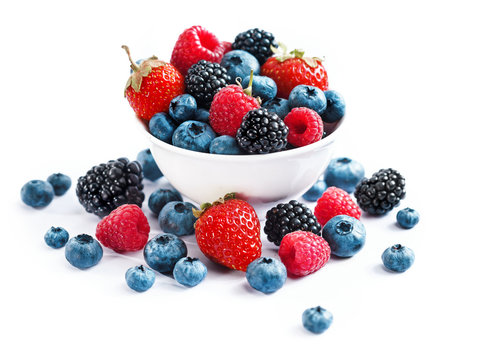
[
  {"left": 221, "top": 50, "right": 260, "bottom": 83},
  {"left": 246, "top": 257, "right": 287, "bottom": 294},
  {"left": 302, "top": 179, "right": 327, "bottom": 202},
  {"left": 44, "top": 226, "right": 69, "bottom": 249},
  {"left": 148, "top": 188, "right": 183, "bottom": 216},
  {"left": 143, "top": 234, "right": 187, "bottom": 273},
  {"left": 381, "top": 244, "right": 415, "bottom": 272},
  {"left": 65, "top": 234, "right": 103, "bottom": 269},
  {"left": 321, "top": 90, "right": 346, "bottom": 123},
  {"left": 125, "top": 265, "right": 156, "bottom": 292},
  {"left": 209, "top": 135, "right": 243, "bottom": 155},
  {"left": 288, "top": 85, "right": 327, "bottom": 116},
  {"left": 172, "top": 120, "right": 216, "bottom": 152},
  {"left": 149, "top": 112, "right": 177, "bottom": 144},
  {"left": 302, "top": 306, "right": 333, "bottom": 334},
  {"left": 324, "top": 157, "right": 364, "bottom": 193},
  {"left": 169, "top": 94, "right": 197, "bottom": 124},
  {"left": 158, "top": 201, "right": 198, "bottom": 236},
  {"left": 262, "top": 97, "right": 291, "bottom": 119},
  {"left": 242, "top": 75, "right": 277, "bottom": 102},
  {"left": 193, "top": 108, "right": 210, "bottom": 122},
  {"left": 21, "top": 180, "right": 55, "bottom": 208},
  {"left": 397, "top": 208, "right": 420, "bottom": 229},
  {"left": 173, "top": 257, "right": 207, "bottom": 287},
  {"left": 136, "top": 148, "right": 163, "bottom": 181},
  {"left": 46, "top": 173, "right": 71, "bottom": 196},
  {"left": 322, "top": 215, "right": 366, "bottom": 257}
]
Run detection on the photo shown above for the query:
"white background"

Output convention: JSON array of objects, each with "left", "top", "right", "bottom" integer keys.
[{"left": 1, "top": 1, "right": 483, "bottom": 359}]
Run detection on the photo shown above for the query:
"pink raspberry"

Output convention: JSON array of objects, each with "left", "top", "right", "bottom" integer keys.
[
  {"left": 284, "top": 107, "right": 324, "bottom": 147},
  {"left": 278, "top": 231, "right": 331, "bottom": 277},
  {"left": 314, "top": 187, "right": 361, "bottom": 227}
]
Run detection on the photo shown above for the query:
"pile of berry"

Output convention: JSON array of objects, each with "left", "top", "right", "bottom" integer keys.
[{"left": 123, "top": 26, "right": 346, "bottom": 155}]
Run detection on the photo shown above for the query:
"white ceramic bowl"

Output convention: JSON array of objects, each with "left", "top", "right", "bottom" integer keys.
[{"left": 148, "top": 119, "right": 344, "bottom": 211}]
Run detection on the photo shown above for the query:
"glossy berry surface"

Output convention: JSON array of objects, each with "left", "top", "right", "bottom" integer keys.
[
  {"left": 302, "top": 179, "right": 327, "bottom": 202},
  {"left": 322, "top": 90, "right": 346, "bottom": 123},
  {"left": 322, "top": 215, "right": 366, "bottom": 257},
  {"left": 172, "top": 120, "right": 216, "bottom": 152},
  {"left": 324, "top": 157, "right": 365, "bottom": 194},
  {"left": 302, "top": 306, "right": 333, "bottom": 334},
  {"left": 65, "top": 234, "right": 103, "bottom": 270},
  {"left": 143, "top": 234, "right": 188, "bottom": 274},
  {"left": 209, "top": 135, "right": 243, "bottom": 155},
  {"left": 246, "top": 257, "right": 287, "bottom": 294},
  {"left": 173, "top": 257, "right": 207, "bottom": 287},
  {"left": 242, "top": 75, "right": 277, "bottom": 102},
  {"left": 46, "top": 173, "right": 71, "bottom": 196},
  {"left": 158, "top": 201, "right": 198, "bottom": 236},
  {"left": 397, "top": 208, "right": 420, "bottom": 229},
  {"left": 354, "top": 168, "right": 406, "bottom": 215},
  {"left": 168, "top": 94, "right": 197, "bottom": 124},
  {"left": 194, "top": 108, "right": 210, "bottom": 122},
  {"left": 262, "top": 97, "right": 290, "bottom": 119},
  {"left": 76, "top": 158, "right": 144, "bottom": 218},
  {"left": 149, "top": 112, "right": 177, "bottom": 144},
  {"left": 288, "top": 85, "right": 327, "bottom": 116},
  {"left": 284, "top": 107, "right": 324, "bottom": 147},
  {"left": 264, "top": 200, "right": 321, "bottom": 246},
  {"left": 125, "top": 265, "right": 155, "bottom": 292},
  {"left": 314, "top": 187, "right": 361, "bottom": 227},
  {"left": 21, "top": 180, "right": 54, "bottom": 208},
  {"left": 381, "top": 244, "right": 415, "bottom": 272},
  {"left": 232, "top": 28, "right": 277, "bottom": 64},
  {"left": 220, "top": 50, "right": 260, "bottom": 83},
  {"left": 44, "top": 226, "right": 69, "bottom": 249},
  {"left": 148, "top": 188, "right": 183, "bottom": 216},
  {"left": 136, "top": 149, "right": 163, "bottom": 181}
]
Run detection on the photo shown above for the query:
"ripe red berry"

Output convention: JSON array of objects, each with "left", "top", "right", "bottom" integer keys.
[
  {"left": 284, "top": 107, "right": 324, "bottom": 147},
  {"left": 278, "top": 231, "right": 331, "bottom": 277},
  {"left": 221, "top": 41, "right": 232, "bottom": 55},
  {"left": 314, "top": 187, "right": 362, "bottom": 227},
  {"left": 171, "top": 25, "right": 225, "bottom": 76},
  {"left": 96, "top": 204, "right": 150, "bottom": 252}
]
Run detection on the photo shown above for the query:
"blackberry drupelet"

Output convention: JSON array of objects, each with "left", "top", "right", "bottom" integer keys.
[
  {"left": 185, "top": 60, "right": 230, "bottom": 108},
  {"left": 236, "top": 108, "right": 288, "bottom": 154},
  {"left": 232, "top": 28, "right": 277, "bottom": 65},
  {"left": 264, "top": 200, "right": 321, "bottom": 246},
  {"left": 354, "top": 168, "right": 405, "bottom": 215},
  {"left": 76, "top": 157, "right": 145, "bottom": 218}
]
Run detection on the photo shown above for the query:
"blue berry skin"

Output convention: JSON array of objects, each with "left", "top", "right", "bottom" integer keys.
[
  {"left": 149, "top": 112, "right": 177, "bottom": 144},
  {"left": 143, "top": 234, "right": 188, "bottom": 273},
  {"left": 158, "top": 201, "right": 198, "bottom": 236},
  {"left": 302, "top": 306, "right": 333, "bottom": 334},
  {"left": 148, "top": 188, "right": 183, "bottom": 216},
  {"left": 125, "top": 265, "right": 156, "bottom": 292},
  {"left": 246, "top": 257, "right": 287, "bottom": 294},
  {"left": 65, "top": 234, "right": 103, "bottom": 270},
  {"left": 172, "top": 120, "right": 216, "bottom": 153},
  {"left": 396, "top": 208, "right": 420, "bottom": 229},
  {"left": 46, "top": 173, "right": 71, "bottom": 196},
  {"left": 221, "top": 50, "right": 260, "bottom": 83},
  {"left": 324, "top": 157, "right": 365, "bottom": 194},
  {"left": 44, "top": 226, "right": 69, "bottom": 249},
  {"left": 242, "top": 75, "right": 277, "bottom": 102},
  {"left": 288, "top": 85, "right": 327, "bottom": 116},
  {"left": 322, "top": 215, "right": 366, "bottom": 257},
  {"left": 136, "top": 148, "right": 163, "bottom": 181},
  {"left": 302, "top": 179, "right": 327, "bottom": 202},
  {"left": 169, "top": 94, "right": 197, "bottom": 124},
  {"left": 21, "top": 180, "right": 55, "bottom": 208},
  {"left": 382, "top": 244, "right": 415, "bottom": 272},
  {"left": 262, "top": 98, "right": 291, "bottom": 119},
  {"left": 173, "top": 257, "right": 207, "bottom": 287},
  {"left": 209, "top": 135, "right": 243, "bottom": 155},
  {"left": 193, "top": 108, "right": 210, "bottom": 122},
  {"left": 321, "top": 90, "right": 346, "bottom": 123}
]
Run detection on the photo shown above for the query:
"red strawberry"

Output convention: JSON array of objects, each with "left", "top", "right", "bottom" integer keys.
[
  {"left": 123, "top": 45, "right": 185, "bottom": 126},
  {"left": 171, "top": 25, "right": 225, "bottom": 76},
  {"left": 314, "top": 187, "right": 361, "bottom": 227},
  {"left": 284, "top": 107, "right": 324, "bottom": 147},
  {"left": 194, "top": 194, "right": 261, "bottom": 271},
  {"left": 261, "top": 48, "right": 328, "bottom": 99}
]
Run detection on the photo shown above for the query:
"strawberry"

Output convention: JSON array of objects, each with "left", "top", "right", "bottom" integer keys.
[
  {"left": 194, "top": 193, "right": 261, "bottom": 271},
  {"left": 261, "top": 46, "right": 328, "bottom": 99},
  {"left": 122, "top": 45, "right": 185, "bottom": 126}
]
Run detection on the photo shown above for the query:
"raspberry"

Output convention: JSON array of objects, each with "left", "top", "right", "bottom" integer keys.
[
  {"left": 314, "top": 187, "right": 361, "bottom": 227},
  {"left": 171, "top": 26, "right": 225, "bottom": 76},
  {"left": 278, "top": 231, "right": 331, "bottom": 277},
  {"left": 221, "top": 41, "right": 232, "bottom": 55},
  {"left": 96, "top": 204, "right": 150, "bottom": 252},
  {"left": 284, "top": 107, "right": 324, "bottom": 147}
]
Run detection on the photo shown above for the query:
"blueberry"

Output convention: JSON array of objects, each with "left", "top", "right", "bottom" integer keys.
[
  {"left": 46, "top": 173, "right": 71, "bottom": 196},
  {"left": 125, "top": 265, "right": 156, "bottom": 292},
  {"left": 158, "top": 201, "right": 198, "bottom": 236},
  {"left": 321, "top": 90, "right": 346, "bottom": 123},
  {"left": 324, "top": 157, "right": 365, "bottom": 194},
  {"left": 209, "top": 135, "right": 243, "bottom": 155},
  {"left": 193, "top": 108, "right": 210, "bottom": 122},
  {"left": 262, "top": 98, "right": 290, "bottom": 119},
  {"left": 246, "top": 257, "right": 287, "bottom": 294},
  {"left": 149, "top": 112, "right": 177, "bottom": 144},
  {"left": 21, "top": 180, "right": 55, "bottom": 208},
  {"left": 396, "top": 208, "right": 420, "bottom": 229},
  {"left": 143, "top": 234, "right": 187, "bottom": 273},
  {"left": 302, "top": 306, "right": 333, "bottom": 334},
  {"left": 288, "top": 85, "right": 327, "bottom": 116},
  {"left": 322, "top": 215, "right": 366, "bottom": 257},
  {"left": 382, "top": 244, "right": 415, "bottom": 272},
  {"left": 242, "top": 75, "right": 277, "bottom": 102},
  {"left": 173, "top": 257, "right": 207, "bottom": 287},
  {"left": 136, "top": 148, "right": 163, "bottom": 181},
  {"left": 44, "top": 226, "right": 69, "bottom": 249},
  {"left": 169, "top": 94, "right": 197, "bottom": 124},
  {"left": 302, "top": 179, "right": 327, "bottom": 202},
  {"left": 148, "top": 188, "right": 183, "bottom": 216},
  {"left": 221, "top": 50, "right": 260, "bottom": 83},
  {"left": 65, "top": 234, "right": 103, "bottom": 269},
  {"left": 172, "top": 120, "right": 216, "bottom": 152}
]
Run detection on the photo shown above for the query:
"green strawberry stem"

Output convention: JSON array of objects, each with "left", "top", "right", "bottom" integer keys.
[
  {"left": 243, "top": 70, "right": 254, "bottom": 97},
  {"left": 121, "top": 45, "right": 140, "bottom": 73},
  {"left": 192, "top": 193, "right": 237, "bottom": 219}
]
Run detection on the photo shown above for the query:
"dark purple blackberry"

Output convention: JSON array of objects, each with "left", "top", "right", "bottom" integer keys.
[
  {"left": 264, "top": 200, "right": 321, "bottom": 246},
  {"left": 76, "top": 157, "right": 145, "bottom": 218},
  {"left": 354, "top": 168, "right": 406, "bottom": 215},
  {"left": 236, "top": 108, "right": 288, "bottom": 154},
  {"left": 185, "top": 60, "right": 230, "bottom": 108},
  {"left": 232, "top": 28, "right": 277, "bottom": 65}
]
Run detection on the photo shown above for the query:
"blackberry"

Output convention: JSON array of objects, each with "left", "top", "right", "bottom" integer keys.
[
  {"left": 76, "top": 157, "right": 145, "bottom": 218},
  {"left": 236, "top": 108, "right": 288, "bottom": 154},
  {"left": 232, "top": 28, "right": 277, "bottom": 65},
  {"left": 264, "top": 200, "right": 321, "bottom": 246},
  {"left": 185, "top": 60, "right": 230, "bottom": 108},
  {"left": 354, "top": 168, "right": 406, "bottom": 215}
]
